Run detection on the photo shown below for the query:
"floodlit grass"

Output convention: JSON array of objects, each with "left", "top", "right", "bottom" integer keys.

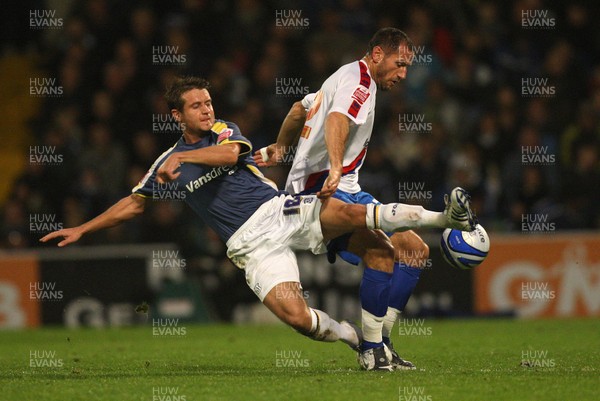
[{"left": 0, "top": 319, "right": 598, "bottom": 400}]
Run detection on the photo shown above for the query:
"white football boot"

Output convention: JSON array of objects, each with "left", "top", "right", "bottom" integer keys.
[
  {"left": 340, "top": 321, "right": 362, "bottom": 352},
  {"left": 357, "top": 346, "right": 394, "bottom": 371},
  {"left": 444, "top": 187, "right": 477, "bottom": 231}
]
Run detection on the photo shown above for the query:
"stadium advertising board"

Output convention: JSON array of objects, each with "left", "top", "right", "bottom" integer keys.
[
  {"left": 0, "top": 245, "right": 193, "bottom": 328},
  {"left": 0, "top": 257, "right": 41, "bottom": 328},
  {"left": 474, "top": 233, "right": 600, "bottom": 317}
]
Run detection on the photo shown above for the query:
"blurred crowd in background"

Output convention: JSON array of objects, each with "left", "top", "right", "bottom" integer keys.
[{"left": 2, "top": 0, "right": 600, "bottom": 255}]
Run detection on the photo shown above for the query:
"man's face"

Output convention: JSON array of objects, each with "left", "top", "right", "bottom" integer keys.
[
  {"left": 373, "top": 44, "right": 413, "bottom": 91},
  {"left": 173, "top": 88, "right": 215, "bottom": 134}
]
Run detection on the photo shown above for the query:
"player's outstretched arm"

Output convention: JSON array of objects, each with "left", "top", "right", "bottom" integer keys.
[
  {"left": 40, "top": 194, "right": 146, "bottom": 247},
  {"left": 156, "top": 143, "right": 241, "bottom": 183},
  {"left": 254, "top": 101, "right": 306, "bottom": 167},
  {"left": 318, "top": 112, "right": 350, "bottom": 199}
]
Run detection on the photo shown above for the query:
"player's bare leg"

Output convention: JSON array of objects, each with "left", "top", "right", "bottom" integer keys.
[
  {"left": 262, "top": 281, "right": 360, "bottom": 349},
  {"left": 373, "top": 188, "right": 477, "bottom": 368},
  {"left": 318, "top": 188, "right": 476, "bottom": 370},
  {"left": 320, "top": 198, "right": 433, "bottom": 371},
  {"left": 345, "top": 230, "right": 427, "bottom": 370},
  {"left": 345, "top": 188, "right": 476, "bottom": 233},
  {"left": 318, "top": 187, "right": 476, "bottom": 240},
  {"left": 392, "top": 231, "right": 430, "bottom": 269},
  {"left": 346, "top": 229, "right": 395, "bottom": 274}
]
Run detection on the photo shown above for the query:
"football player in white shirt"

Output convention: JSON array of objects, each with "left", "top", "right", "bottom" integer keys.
[
  {"left": 256, "top": 28, "right": 476, "bottom": 371},
  {"left": 43, "top": 76, "right": 474, "bottom": 372}
]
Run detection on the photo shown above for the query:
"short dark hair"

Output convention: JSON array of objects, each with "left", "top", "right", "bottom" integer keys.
[
  {"left": 165, "top": 76, "right": 210, "bottom": 111},
  {"left": 367, "top": 27, "right": 413, "bottom": 55}
]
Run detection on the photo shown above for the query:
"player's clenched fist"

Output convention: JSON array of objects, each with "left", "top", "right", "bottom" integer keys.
[
  {"left": 317, "top": 168, "right": 342, "bottom": 199},
  {"left": 253, "top": 144, "right": 281, "bottom": 167},
  {"left": 157, "top": 154, "right": 182, "bottom": 183},
  {"left": 39, "top": 227, "right": 83, "bottom": 247}
]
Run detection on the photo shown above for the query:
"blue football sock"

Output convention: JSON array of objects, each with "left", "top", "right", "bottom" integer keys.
[
  {"left": 360, "top": 266, "right": 393, "bottom": 317},
  {"left": 389, "top": 262, "right": 422, "bottom": 311},
  {"left": 360, "top": 266, "right": 392, "bottom": 350},
  {"left": 362, "top": 340, "right": 383, "bottom": 351}
]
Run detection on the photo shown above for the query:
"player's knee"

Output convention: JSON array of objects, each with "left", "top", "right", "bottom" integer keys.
[
  {"left": 396, "top": 236, "right": 429, "bottom": 269},
  {"left": 412, "top": 241, "right": 430, "bottom": 269},
  {"left": 362, "top": 240, "right": 395, "bottom": 274}
]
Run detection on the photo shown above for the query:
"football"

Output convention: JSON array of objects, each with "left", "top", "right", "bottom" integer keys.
[{"left": 441, "top": 224, "right": 490, "bottom": 269}]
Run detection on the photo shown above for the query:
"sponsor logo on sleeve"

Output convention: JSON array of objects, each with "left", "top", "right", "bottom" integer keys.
[
  {"left": 217, "top": 129, "right": 233, "bottom": 143},
  {"left": 351, "top": 86, "right": 370, "bottom": 105}
]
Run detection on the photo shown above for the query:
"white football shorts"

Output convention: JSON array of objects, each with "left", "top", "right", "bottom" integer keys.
[{"left": 226, "top": 194, "right": 327, "bottom": 301}]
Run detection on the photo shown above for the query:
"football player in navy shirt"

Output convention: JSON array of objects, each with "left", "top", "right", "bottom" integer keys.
[{"left": 42, "top": 77, "right": 474, "bottom": 369}]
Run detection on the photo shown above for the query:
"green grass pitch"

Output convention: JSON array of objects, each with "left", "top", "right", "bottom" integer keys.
[{"left": 0, "top": 319, "right": 598, "bottom": 400}]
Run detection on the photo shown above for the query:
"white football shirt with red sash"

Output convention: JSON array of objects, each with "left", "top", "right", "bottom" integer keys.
[{"left": 285, "top": 59, "right": 376, "bottom": 195}]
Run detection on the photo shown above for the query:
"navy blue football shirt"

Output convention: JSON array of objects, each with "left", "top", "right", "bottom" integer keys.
[{"left": 132, "top": 120, "right": 281, "bottom": 242}]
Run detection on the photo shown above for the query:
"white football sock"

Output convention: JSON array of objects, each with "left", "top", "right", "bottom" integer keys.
[
  {"left": 382, "top": 307, "right": 401, "bottom": 339},
  {"left": 361, "top": 309, "right": 384, "bottom": 344},
  {"left": 366, "top": 203, "right": 447, "bottom": 232},
  {"left": 308, "top": 308, "right": 354, "bottom": 343}
]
